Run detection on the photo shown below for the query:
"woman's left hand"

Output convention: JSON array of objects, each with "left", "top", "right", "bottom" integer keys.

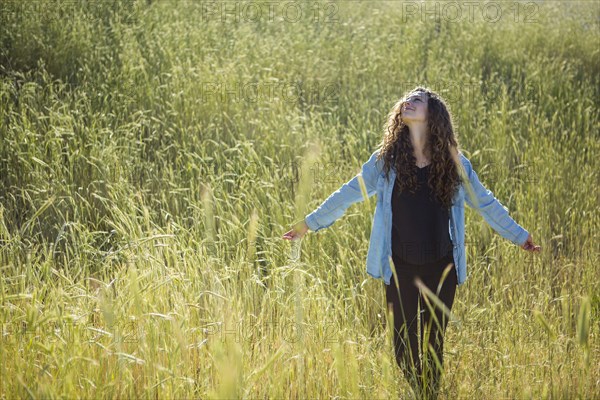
[{"left": 521, "top": 233, "right": 541, "bottom": 252}]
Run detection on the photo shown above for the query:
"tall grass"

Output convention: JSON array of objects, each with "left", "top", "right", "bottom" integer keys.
[{"left": 0, "top": 0, "right": 598, "bottom": 398}]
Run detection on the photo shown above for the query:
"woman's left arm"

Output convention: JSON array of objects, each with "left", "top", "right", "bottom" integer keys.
[{"left": 461, "top": 156, "right": 540, "bottom": 251}]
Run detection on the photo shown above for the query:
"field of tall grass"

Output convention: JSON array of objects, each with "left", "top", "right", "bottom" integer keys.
[{"left": 0, "top": 0, "right": 598, "bottom": 398}]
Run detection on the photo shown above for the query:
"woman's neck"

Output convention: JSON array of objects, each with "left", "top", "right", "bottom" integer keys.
[{"left": 408, "top": 127, "right": 429, "bottom": 161}]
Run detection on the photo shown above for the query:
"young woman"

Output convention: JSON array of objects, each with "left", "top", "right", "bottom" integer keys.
[{"left": 282, "top": 87, "right": 541, "bottom": 399}]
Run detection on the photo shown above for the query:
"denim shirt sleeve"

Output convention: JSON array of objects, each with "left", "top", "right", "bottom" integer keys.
[
  {"left": 461, "top": 155, "right": 529, "bottom": 246},
  {"left": 304, "top": 149, "right": 380, "bottom": 232}
]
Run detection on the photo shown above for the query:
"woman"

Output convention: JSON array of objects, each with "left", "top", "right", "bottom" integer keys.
[{"left": 282, "top": 87, "right": 541, "bottom": 399}]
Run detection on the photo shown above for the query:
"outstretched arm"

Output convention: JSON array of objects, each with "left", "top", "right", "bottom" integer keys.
[
  {"left": 303, "top": 149, "right": 381, "bottom": 232},
  {"left": 462, "top": 156, "right": 530, "bottom": 246}
]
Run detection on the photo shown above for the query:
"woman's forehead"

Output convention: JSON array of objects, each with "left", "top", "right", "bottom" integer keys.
[{"left": 405, "top": 91, "right": 426, "bottom": 101}]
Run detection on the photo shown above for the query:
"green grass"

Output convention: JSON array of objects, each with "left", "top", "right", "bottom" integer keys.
[{"left": 0, "top": 0, "right": 598, "bottom": 398}]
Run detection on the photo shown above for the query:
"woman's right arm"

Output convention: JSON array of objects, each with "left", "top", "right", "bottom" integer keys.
[
  {"left": 282, "top": 149, "right": 381, "bottom": 241},
  {"left": 303, "top": 149, "right": 381, "bottom": 232}
]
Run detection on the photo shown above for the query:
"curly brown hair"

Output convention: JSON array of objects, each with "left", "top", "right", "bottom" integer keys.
[{"left": 376, "top": 86, "right": 464, "bottom": 209}]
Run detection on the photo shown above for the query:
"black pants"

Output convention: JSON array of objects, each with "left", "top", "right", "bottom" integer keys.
[{"left": 385, "top": 252, "right": 457, "bottom": 398}]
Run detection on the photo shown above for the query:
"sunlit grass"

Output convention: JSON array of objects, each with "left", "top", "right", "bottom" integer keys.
[{"left": 0, "top": 0, "right": 598, "bottom": 398}]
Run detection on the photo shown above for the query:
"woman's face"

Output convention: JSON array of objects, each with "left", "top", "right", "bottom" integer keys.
[{"left": 400, "top": 91, "right": 428, "bottom": 123}]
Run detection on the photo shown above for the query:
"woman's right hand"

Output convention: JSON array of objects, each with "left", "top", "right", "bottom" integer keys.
[
  {"left": 521, "top": 232, "right": 542, "bottom": 252},
  {"left": 282, "top": 219, "right": 309, "bottom": 241}
]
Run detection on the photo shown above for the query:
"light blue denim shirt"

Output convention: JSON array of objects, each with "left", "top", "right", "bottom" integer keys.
[{"left": 304, "top": 148, "right": 529, "bottom": 286}]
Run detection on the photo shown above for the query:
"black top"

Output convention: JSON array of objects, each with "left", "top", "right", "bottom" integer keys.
[{"left": 391, "top": 164, "right": 453, "bottom": 265}]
